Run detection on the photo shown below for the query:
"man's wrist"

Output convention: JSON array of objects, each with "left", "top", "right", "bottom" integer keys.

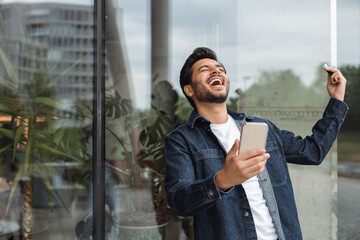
[
  {"left": 215, "top": 170, "right": 232, "bottom": 191},
  {"left": 332, "top": 96, "right": 344, "bottom": 102}
]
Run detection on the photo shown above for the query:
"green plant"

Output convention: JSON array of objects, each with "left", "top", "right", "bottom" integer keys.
[
  {"left": 138, "top": 107, "right": 176, "bottom": 224},
  {"left": 0, "top": 40, "right": 88, "bottom": 239},
  {"left": 105, "top": 90, "right": 178, "bottom": 227}
]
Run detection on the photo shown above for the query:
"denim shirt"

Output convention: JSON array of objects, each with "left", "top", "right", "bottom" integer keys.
[{"left": 164, "top": 98, "right": 348, "bottom": 240}]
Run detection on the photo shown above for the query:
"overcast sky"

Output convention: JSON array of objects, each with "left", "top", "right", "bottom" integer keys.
[
  {"left": 2, "top": 0, "right": 358, "bottom": 109},
  {"left": 115, "top": 0, "right": 359, "bottom": 108}
]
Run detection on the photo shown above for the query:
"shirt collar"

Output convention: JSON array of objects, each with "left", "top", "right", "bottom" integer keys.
[{"left": 186, "top": 108, "right": 254, "bottom": 129}]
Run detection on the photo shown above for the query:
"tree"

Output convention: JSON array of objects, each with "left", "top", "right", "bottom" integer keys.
[
  {"left": 244, "top": 69, "right": 315, "bottom": 108},
  {"left": 339, "top": 64, "right": 360, "bottom": 130}
]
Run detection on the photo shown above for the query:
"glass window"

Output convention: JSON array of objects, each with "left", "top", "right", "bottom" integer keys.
[
  {"left": 235, "top": 2, "right": 333, "bottom": 239},
  {"left": 104, "top": 0, "right": 359, "bottom": 239},
  {"left": 104, "top": 1, "right": 169, "bottom": 238},
  {"left": 0, "top": 1, "right": 94, "bottom": 239},
  {"left": 1, "top": 0, "right": 357, "bottom": 238},
  {"left": 337, "top": 0, "right": 360, "bottom": 239}
]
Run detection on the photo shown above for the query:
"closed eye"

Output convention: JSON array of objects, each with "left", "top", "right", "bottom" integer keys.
[
  {"left": 217, "top": 65, "right": 226, "bottom": 73},
  {"left": 198, "top": 65, "right": 209, "bottom": 72}
]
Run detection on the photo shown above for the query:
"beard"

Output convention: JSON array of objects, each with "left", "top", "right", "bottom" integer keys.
[{"left": 191, "top": 80, "right": 229, "bottom": 104}]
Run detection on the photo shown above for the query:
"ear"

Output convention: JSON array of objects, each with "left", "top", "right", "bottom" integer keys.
[{"left": 184, "top": 85, "right": 194, "bottom": 97}]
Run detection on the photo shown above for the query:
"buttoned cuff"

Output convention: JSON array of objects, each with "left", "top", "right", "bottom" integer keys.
[{"left": 212, "top": 172, "right": 234, "bottom": 198}]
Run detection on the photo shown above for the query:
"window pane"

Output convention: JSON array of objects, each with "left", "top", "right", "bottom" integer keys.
[
  {"left": 104, "top": 0, "right": 359, "bottom": 239},
  {"left": 104, "top": 0, "right": 173, "bottom": 238},
  {"left": 0, "top": 1, "right": 94, "bottom": 239},
  {"left": 235, "top": 2, "right": 333, "bottom": 239},
  {"left": 337, "top": 0, "right": 360, "bottom": 239}
]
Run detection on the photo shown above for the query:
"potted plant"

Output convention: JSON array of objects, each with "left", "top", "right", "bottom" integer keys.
[{"left": 104, "top": 89, "right": 178, "bottom": 239}]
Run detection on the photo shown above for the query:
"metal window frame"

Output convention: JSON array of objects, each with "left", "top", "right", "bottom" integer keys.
[{"left": 93, "top": 0, "right": 105, "bottom": 238}]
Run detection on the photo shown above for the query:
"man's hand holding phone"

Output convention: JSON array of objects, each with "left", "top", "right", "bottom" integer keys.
[
  {"left": 215, "top": 140, "right": 269, "bottom": 191},
  {"left": 215, "top": 123, "right": 270, "bottom": 191}
]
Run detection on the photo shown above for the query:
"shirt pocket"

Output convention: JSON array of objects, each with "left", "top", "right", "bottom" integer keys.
[
  {"left": 266, "top": 140, "right": 287, "bottom": 187},
  {"left": 193, "top": 149, "right": 225, "bottom": 177}
]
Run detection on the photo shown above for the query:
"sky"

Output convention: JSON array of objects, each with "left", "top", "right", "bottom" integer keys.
[
  {"left": 1, "top": 0, "right": 359, "bottom": 109},
  {"left": 115, "top": 0, "right": 359, "bottom": 108}
]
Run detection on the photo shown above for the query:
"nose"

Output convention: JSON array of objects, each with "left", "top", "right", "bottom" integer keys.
[{"left": 211, "top": 67, "right": 221, "bottom": 74}]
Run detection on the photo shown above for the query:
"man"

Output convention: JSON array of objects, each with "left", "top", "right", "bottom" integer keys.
[{"left": 163, "top": 47, "right": 348, "bottom": 240}]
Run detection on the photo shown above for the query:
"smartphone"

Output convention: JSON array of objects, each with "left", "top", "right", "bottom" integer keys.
[
  {"left": 323, "top": 63, "right": 337, "bottom": 84},
  {"left": 323, "top": 63, "right": 333, "bottom": 76},
  {"left": 323, "top": 62, "right": 333, "bottom": 76},
  {"left": 239, "top": 122, "right": 269, "bottom": 154}
]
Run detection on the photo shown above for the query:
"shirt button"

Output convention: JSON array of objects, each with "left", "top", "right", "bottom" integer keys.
[
  {"left": 209, "top": 189, "right": 214, "bottom": 197},
  {"left": 244, "top": 211, "right": 249, "bottom": 217}
]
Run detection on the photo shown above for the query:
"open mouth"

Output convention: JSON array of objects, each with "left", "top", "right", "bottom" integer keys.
[{"left": 208, "top": 77, "right": 223, "bottom": 86}]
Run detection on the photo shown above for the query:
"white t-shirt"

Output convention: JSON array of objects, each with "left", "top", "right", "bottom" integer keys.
[{"left": 210, "top": 115, "right": 277, "bottom": 240}]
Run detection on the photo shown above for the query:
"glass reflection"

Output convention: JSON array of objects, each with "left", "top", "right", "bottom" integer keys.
[
  {"left": 104, "top": 0, "right": 184, "bottom": 239},
  {"left": 235, "top": 2, "right": 335, "bottom": 239},
  {"left": 104, "top": 0, "right": 359, "bottom": 239},
  {"left": 0, "top": 1, "right": 94, "bottom": 239}
]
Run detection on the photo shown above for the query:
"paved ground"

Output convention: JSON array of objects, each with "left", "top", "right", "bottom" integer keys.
[{"left": 338, "top": 176, "right": 360, "bottom": 240}]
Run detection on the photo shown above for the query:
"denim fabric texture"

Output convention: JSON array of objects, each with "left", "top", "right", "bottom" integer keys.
[{"left": 164, "top": 98, "right": 348, "bottom": 240}]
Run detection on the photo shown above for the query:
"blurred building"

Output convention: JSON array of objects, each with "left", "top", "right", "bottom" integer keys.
[{"left": 0, "top": 2, "right": 98, "bottom": 101}]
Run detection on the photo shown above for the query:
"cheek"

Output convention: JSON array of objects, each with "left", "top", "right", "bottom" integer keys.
[{"left": 196, "top": 72, "right": 210, "bottom": 81}]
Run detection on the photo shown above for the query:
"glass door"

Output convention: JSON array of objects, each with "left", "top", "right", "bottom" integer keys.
[{"left": 0, "top": 1, "right": 94, "bottom": 239}]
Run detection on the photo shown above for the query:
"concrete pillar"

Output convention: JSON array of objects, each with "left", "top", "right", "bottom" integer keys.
[{"left": 151, "top": 0, "right": 170, "bottom": 89}]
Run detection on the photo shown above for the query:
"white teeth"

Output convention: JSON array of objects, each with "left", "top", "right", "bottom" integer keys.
[{"left": 209, "top": 78, "right": 222, "bottom": 85}]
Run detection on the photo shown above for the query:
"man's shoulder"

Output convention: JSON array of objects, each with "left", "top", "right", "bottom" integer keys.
[
  {"left": 166, "top": 122, "right": 191, "bottom": 139},
  {"left": 227, "top": 109, "right": 270, "bottom": 123},
  {"left": 248, "top": 116, "right": 268, "bottom": 123}
]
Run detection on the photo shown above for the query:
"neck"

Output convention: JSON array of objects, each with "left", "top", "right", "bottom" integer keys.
[{"left": 196, "top": 102, "right": 228, "bottom": 124}]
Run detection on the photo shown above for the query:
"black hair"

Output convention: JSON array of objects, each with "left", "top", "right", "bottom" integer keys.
[{"left": 179, "top": 47, "right": 218, "bottom": 108}]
